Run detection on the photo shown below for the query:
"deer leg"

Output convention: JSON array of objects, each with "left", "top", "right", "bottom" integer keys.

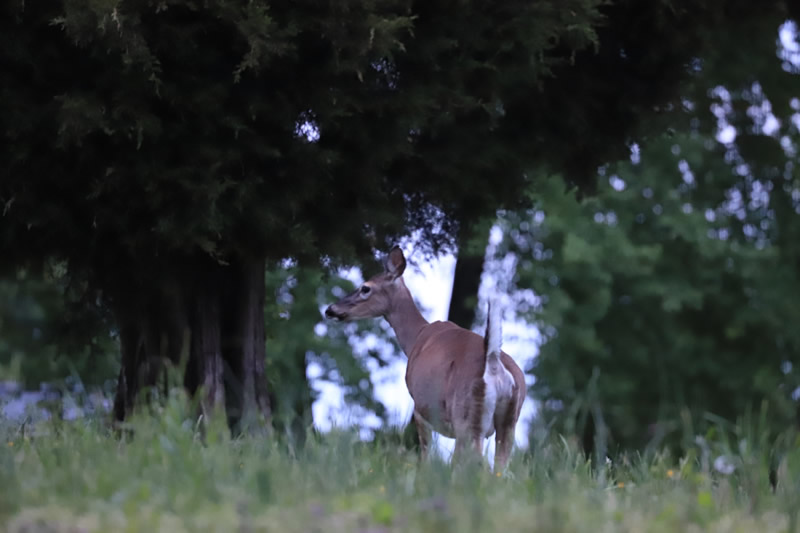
[
  {"left": 494, "top": 425, "right": 514, "bottom": 471},
  {"left": 413, "top": 411, "right": 432, "bottom": 461},
  {"left": 447, "top": 393, "right": 487, "bottom": 465},
  {"left": 493, "top": 400, "right": 518, "bottom": 472},
  {"left": 471, "top": 430, "right": 484, "bottom": 456},
  {"left": 453, "top": 436, "right": 469, "bottom": 462},
  {"left": 453, "top": 426, "right": 484, "bottom": 464}
]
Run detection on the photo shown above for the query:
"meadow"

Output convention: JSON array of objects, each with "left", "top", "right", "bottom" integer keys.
[{"left": 1, "top": 392, "right": 798, "bottom": 533}]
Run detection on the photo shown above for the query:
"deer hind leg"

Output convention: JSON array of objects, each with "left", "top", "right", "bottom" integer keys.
[
  {"left": 494, "top": 423, "right": 514, "bottom": 471},
  {"left": 413, "top": 411, "right": 433, "bottom": 461},
  {"left": 452, "top": 379, "right": 492, "bottom": 464},
  {"left": 493, "top": 397, "right": 520, "bottom": 472}
]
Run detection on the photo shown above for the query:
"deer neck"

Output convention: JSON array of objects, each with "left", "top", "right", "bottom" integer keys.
[{"left": 385, "top": 279, "right": 429, "bottom": 357}]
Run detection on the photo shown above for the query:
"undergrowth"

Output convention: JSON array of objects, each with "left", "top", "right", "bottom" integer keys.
[{"left": 0, "top": 390, "right": 798, "bottom": 532}]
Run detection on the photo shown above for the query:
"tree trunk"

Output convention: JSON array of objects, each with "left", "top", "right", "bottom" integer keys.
[
  {"left": 188, "top": 266, "right": 225, "bottom": 415},
  {"left": 447, "top": 224, "right": 490, "bottom": 329},
  {"left": 223, "top": 257, "right": 271, "bottom": 434},
  {"left": 447, "top": 251, "right": 484, "bottom": 330},
  {"left": 112, "top": 274, "right": 188, "bottom": 421},
  {"left": 111, "top": 254, "right": 271, "bottom": 429}
]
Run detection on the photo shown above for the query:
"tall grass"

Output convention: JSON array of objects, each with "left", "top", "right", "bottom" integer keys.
[{"left": 0, "top": 391, "right": 798, "bottom": 532}]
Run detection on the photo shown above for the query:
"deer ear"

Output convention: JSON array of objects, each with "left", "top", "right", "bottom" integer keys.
[{"left": 384, "top": 246, "right": 406, "bottom": 279}]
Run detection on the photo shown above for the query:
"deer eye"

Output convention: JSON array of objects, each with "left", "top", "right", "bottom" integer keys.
[{"left": 360, "top": 285, "right": 371, "bottom": 295}]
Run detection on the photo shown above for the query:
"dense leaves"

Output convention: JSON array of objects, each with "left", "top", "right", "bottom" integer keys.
[
  {"left": 265, "top": 264, "right": 398, "bottom": 439},
  {"left": 0, "top": 269, "right": 118, "bottom": 388},
  {"left": 1, "top": 0, "right": 798, "bottom": 428},
  {"left": 499, "top": 55, "right": 800, "bottom": 449},
  {"left": 3, "top": 1, "right": 795, "bottom": 270}
]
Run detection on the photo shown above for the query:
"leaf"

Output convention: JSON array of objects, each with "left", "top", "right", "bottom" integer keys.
[
  {"left": 696, "top": 491, "right": 713, "bottom": 508},
  {"left": 371, "top": 500, "right": 394, "bottom": 525}
]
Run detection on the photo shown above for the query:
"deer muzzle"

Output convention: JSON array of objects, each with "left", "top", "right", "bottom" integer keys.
[{"left": 324, "top": 305, "right": 346, "bottom": 320}]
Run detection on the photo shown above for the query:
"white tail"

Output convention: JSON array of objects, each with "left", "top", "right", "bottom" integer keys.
[
  {"left": 325, "top": 247, "right": 526, "bottom": 470},
  {"left": 484, "top": 297, "right": 503, "bottom": 362}
]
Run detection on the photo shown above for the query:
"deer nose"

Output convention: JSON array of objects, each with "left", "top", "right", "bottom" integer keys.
[{"left": 324, "top": 306, "right": 341, "bottom": 320}]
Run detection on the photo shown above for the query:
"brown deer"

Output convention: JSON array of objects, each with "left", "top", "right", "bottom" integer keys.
[{"left": 325, "top": 246, "right": 526, "bottom": 470}]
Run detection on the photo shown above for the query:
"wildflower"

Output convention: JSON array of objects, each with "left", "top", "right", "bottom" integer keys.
[
  {"left": 379, "top": 486, "right": 386, "bottom": 494},
  {"left": 617, "top": 482, "right": 625, "bottom": 489},
  {"left": 713, "top": 455, "right": 735, "bottom": 475},
  {"left": 666, "top": 469, "right": 674, "bottom": 478},
  {"left": 7, "top": 441, "right": 12, "bottom": 447},
  {"left": 496, "top": 472, "right": 502, "bottom": 478}
]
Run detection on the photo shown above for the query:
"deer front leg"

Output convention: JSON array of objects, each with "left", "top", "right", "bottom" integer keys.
[
  {"left": 453, "top": 435, "right": 485, "bottom": 468},
  {"left": 413, "top": 411, "right": 433, "bottom": 461}
]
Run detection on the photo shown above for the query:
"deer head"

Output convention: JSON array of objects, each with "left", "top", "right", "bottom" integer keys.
[{"left": 324, "top": 246, "right": 407, "bottom": 321}]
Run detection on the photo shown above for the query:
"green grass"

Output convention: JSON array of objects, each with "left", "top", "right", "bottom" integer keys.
[{"left": 1, "top": 392, "right": 799, "bottom": 532}]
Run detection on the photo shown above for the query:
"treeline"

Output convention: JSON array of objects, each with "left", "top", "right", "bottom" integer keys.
[{"left": 1, "top": 1, "right": 799, "bottom": 450}]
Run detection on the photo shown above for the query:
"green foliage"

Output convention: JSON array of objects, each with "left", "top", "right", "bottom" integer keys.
[
  {"left": 495, "top": 16, "right": 800, "bottom": 453},
  {"left": 1, "top": 0, "right": 797, "bottom": 434},
  {"left": 0, "top": 270, "right": 118, "bottom": 388},
  {"left": 0, "top": 403, "right": 799, "bottom": 532},
  {"left": 0, "top": 0, "right": 638, "bottom": 417},
  {"left": 500, "top": 129, "right": 800, "bottom": 450},
  {"left": 2, "top": 0, "right": 793, "bottom": 275},
  {"left": 0, "top": 261, "right": 400, "bottom": 432},
  {"left": 264, "top": 262, "right": 399, "bottom": 433}
]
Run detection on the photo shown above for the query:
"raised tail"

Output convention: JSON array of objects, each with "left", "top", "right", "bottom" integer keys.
[{"left": 484, "top": 296, "right": 503, "bottom": 374}]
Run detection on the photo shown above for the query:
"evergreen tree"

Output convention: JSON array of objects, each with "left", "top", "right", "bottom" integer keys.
[{"left": 2, "top": 0, "right": 794, "bottom": 427}]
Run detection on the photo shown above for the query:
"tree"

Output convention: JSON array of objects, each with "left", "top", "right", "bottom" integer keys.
[
  {"left": 2, "top": 0, "right": 795, "bottom": 428},
  {"left": 0, "top": 268, "right": 118, "bottom": 389},
  {"left": 265, "top": 264, "right": 397, "bottom": 444},
  {"left": 497, "top": 24, "right": 800, "bottom": 448}
]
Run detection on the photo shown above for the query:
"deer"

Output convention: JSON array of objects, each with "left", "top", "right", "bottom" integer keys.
[{"left": 324, "top": 246, "right": 526, "bottom": 470}]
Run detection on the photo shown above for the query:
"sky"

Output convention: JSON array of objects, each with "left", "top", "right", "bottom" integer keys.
[{"left": 308, "top": 232, "right": 539, "bottom": 462}]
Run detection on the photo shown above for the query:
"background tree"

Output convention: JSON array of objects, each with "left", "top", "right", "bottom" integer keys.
[
  {"left": 3, "top": 0, "right": 796, "bottom": 429},
  {"left": 265, "top": 264, "right": 398, "bottom": 445},
  {"left": 499, "top": 143, "right": 798, "bottom": 453},
  {"left": 0, "top": 267, "right": 118, "bottom": 389},
  {"left": 497, "top": 16, "right": 800, "bottom": 451}
]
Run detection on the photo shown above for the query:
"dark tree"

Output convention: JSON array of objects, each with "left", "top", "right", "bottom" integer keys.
[{"left": 2, "top": 0, "right": 794, "bottom": 427}]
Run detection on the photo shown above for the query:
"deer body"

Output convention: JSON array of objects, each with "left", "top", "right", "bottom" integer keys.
[{"left": 325, "top": 247, "right": 526, "bottom": 470}]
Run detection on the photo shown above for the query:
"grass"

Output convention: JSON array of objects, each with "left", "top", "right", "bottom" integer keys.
[{"left": 1, "top": 392, "right": 799, "bottom": 532}]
